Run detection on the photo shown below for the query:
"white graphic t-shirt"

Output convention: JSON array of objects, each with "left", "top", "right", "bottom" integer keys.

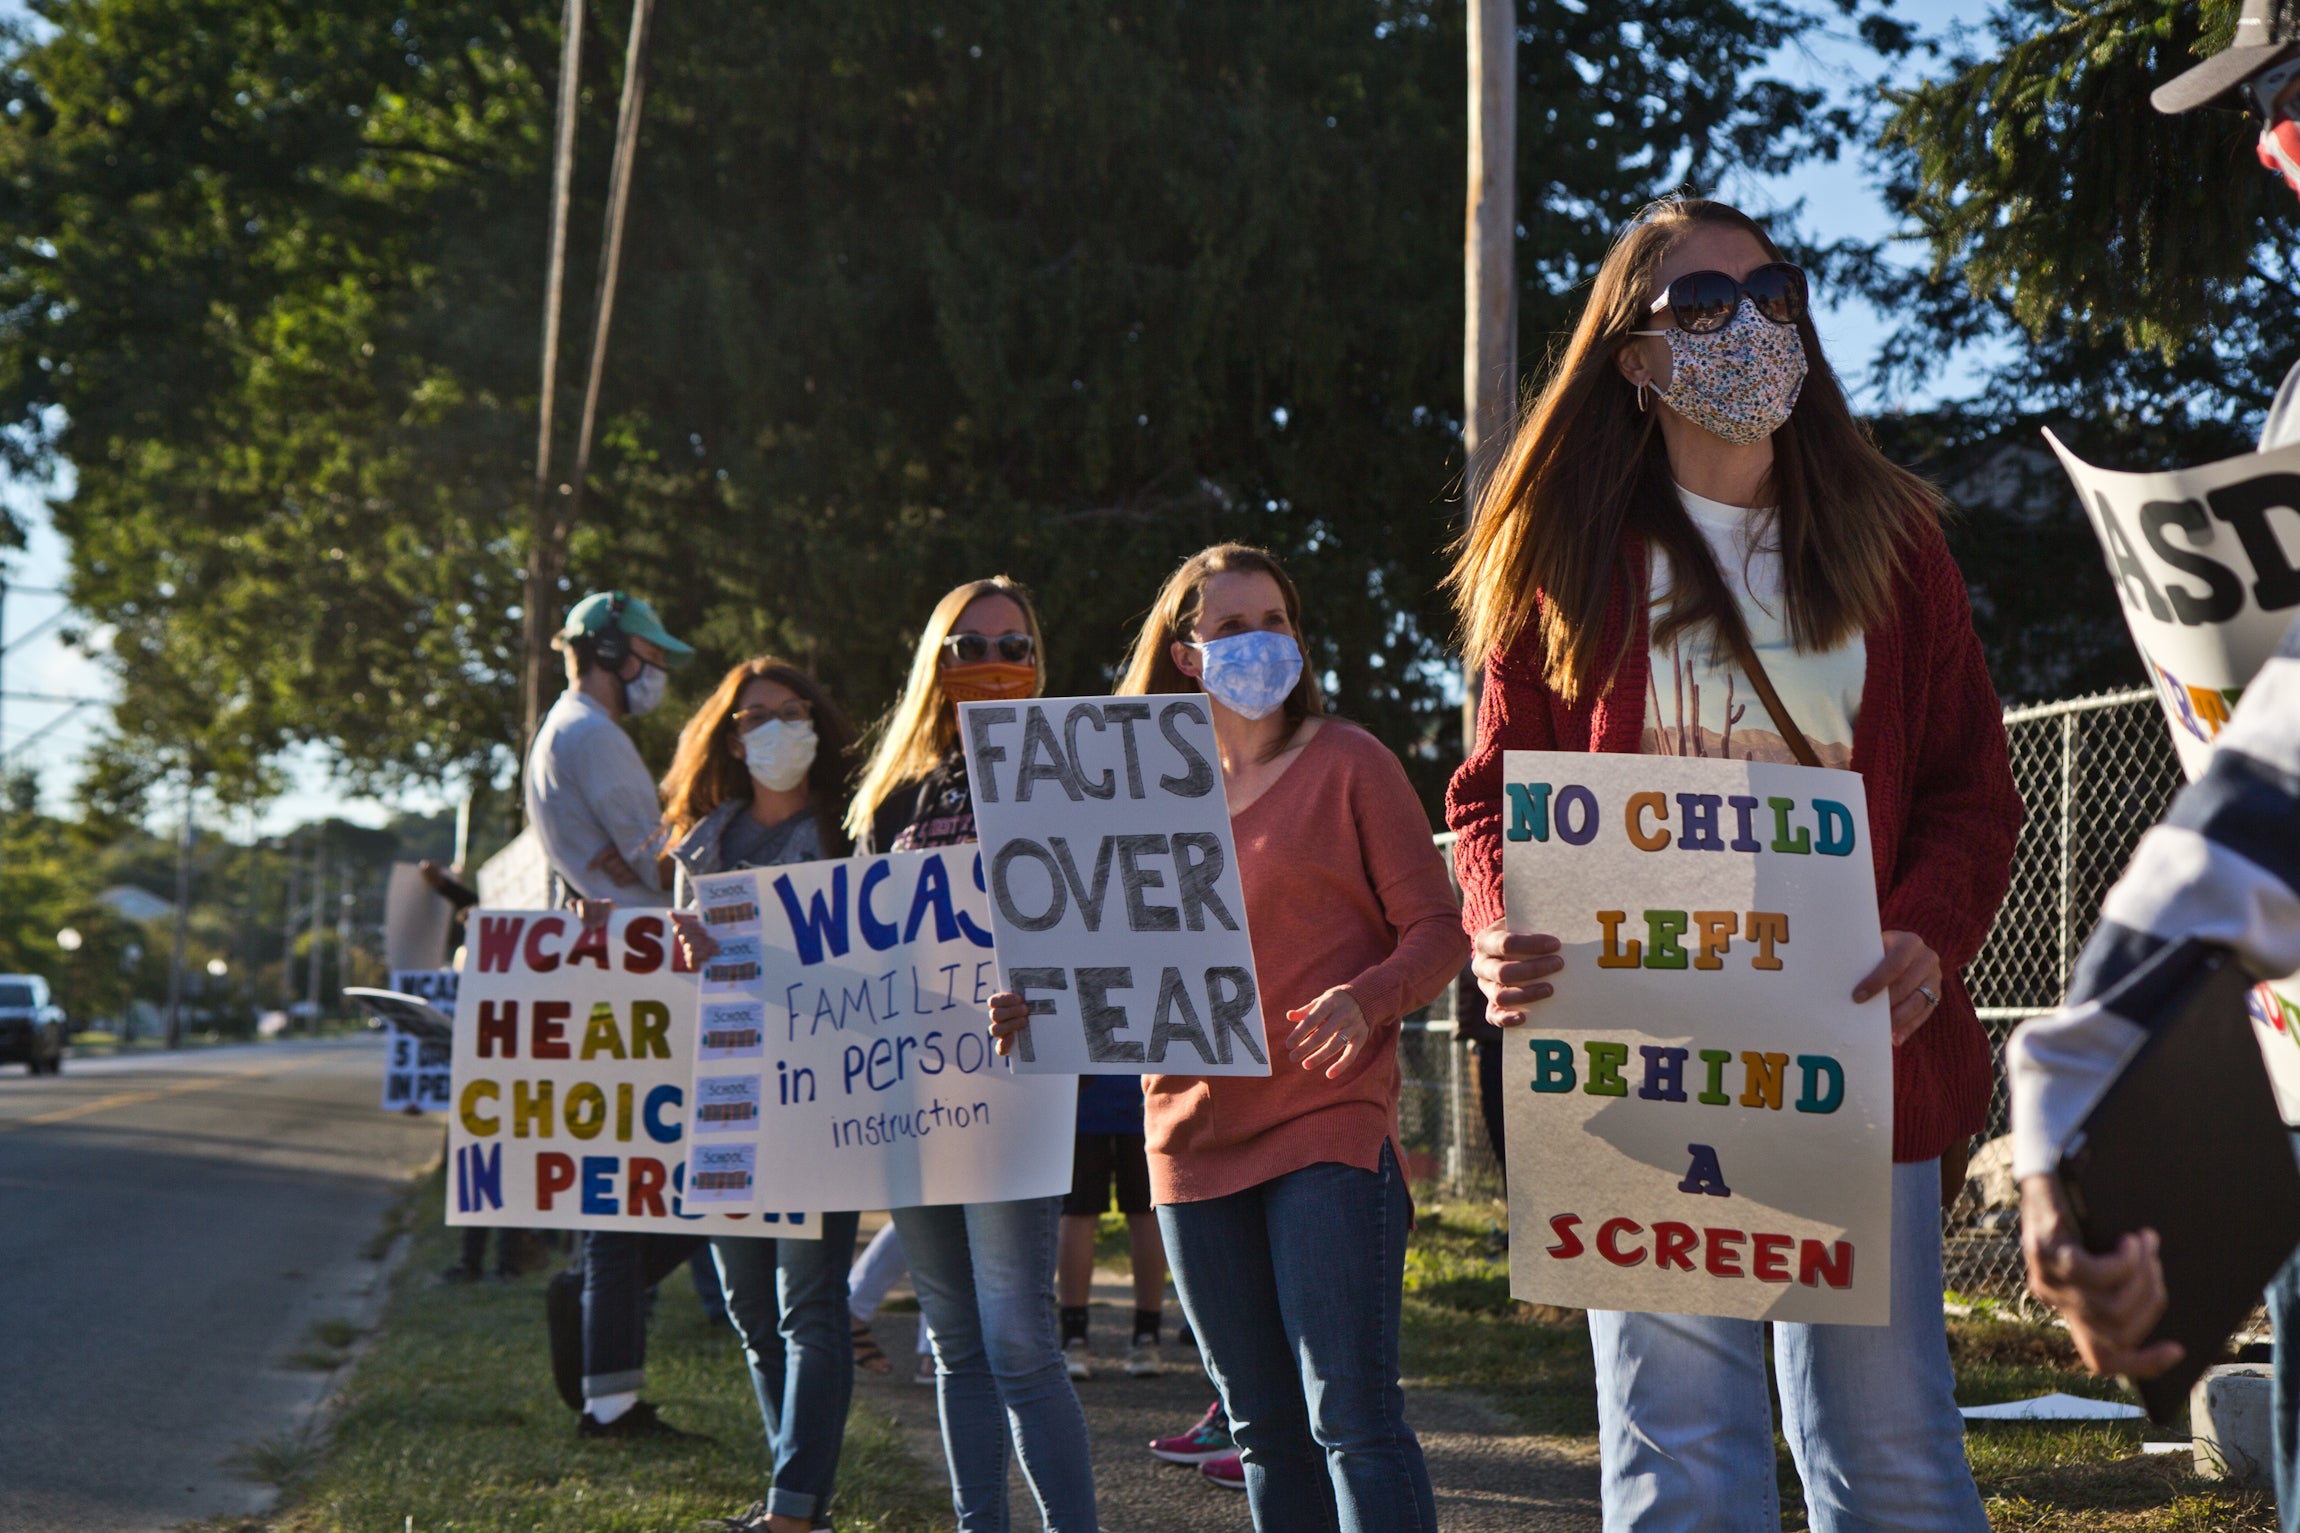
[{"left": 1641, "top": 487, "right": 1865, "bottom": 768}]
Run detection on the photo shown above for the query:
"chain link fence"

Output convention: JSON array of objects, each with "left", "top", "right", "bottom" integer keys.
[{"left": 1397, "top": 689, "right": 2188, "bottom": 1301}]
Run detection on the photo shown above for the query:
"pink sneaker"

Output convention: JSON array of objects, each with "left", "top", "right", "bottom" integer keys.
[
  {"left": 1200, "top": 1451, "right": 1245, "bottom": 1489},
  {"left": 1148, "top": 1400, "right": 1233, "bottom": 1464}
]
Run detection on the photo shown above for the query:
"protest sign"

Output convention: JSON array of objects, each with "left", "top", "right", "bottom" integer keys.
[
  {"left": 446, "top": 908, "right": 813, "bottom": 1237},
  {"left": 679, "top": 849, "right": 1077, "bottom": 1212},
  {"left": 956, "top": 695, "right": 1269, "bottom": 1077},
  {"left": 384, "top": 863, "right": 455, "bottom": 972},
  {"left": 1502, "top": 752, "right": 1893, "bottom": 1325},
  {"left": 2045, "top": 430, "right": 2299, "bottom": 780},
  {"left": 2045, "top": 432, "right": 2300, "bottom": 1120},
  {"left": 380, "top": 968, "right": 457, "bottom": 1112}
]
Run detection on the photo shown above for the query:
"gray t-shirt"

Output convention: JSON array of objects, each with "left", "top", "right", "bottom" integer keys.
[{"left": 523, "top": 689, "right": 670, "bottom": 905}]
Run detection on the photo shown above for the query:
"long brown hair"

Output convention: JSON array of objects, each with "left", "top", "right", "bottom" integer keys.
[
  {"left": 660, "top": 657, "right": 855, "bottom": 855},
  {"left": 1447, "top": 196, "right": 1939, "bottom": 703},
  {"left": 845, "top": 576, "right": 1046, "bottom": 844},
  {"left": 1117, "top": 543, "right": 1323, "bottom": 757}
]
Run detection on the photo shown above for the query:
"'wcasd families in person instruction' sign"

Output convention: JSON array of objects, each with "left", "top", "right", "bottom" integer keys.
[
  {"left": 1502, "top": 754, "right": 1892, "bottom": 1326},
  {"left": 679, "top": 850, "right": 1076, "bottom": 1212}
]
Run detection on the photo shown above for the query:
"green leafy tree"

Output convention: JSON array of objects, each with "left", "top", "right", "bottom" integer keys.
[{"left": 2, "top": 0, "right": 1894, "bottom": 814}]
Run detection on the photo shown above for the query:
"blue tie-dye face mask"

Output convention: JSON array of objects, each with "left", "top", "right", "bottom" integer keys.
[{"left": 1194, "top": 630, "right": 1304, "bottom": 720}]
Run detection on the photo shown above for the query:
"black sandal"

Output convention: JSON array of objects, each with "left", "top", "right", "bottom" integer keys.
[{"left": 851, "top": 1316, "right": 891, "bottom": 1375}]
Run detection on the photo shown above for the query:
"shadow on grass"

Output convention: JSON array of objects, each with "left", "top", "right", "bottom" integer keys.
[{"left": 261, "top": 1165, "right": 947, "bottom": 1533}]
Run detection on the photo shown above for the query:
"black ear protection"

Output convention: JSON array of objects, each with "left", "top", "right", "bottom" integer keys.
[{"left": 586, "top": 592, "right": 632, "bottom": 671}]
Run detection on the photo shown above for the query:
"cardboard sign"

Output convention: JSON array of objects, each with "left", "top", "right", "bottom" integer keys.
[
  {"left": 2046, "top": 430, "right": 2299, "bottom": 780},
  {"left": 381, "top": 969, "right": 457, "bottom": 1112},
  {"left": 384, "top": 864, "right": 456, "bottom": 972},
  {"left": 2045, "top": 432, "right": 2300, "bottom": 1121},
  {"left": 1501, "top": 753, "right": 1894, "bottom": 1325},
  {"left": 956, "top": 695, "right": 1269, "bottom": 1077},
  {"left": 680, "top": 849, "right": 1077, "bottom": 1212},
  {"left": 446, "top": 909, "right": 813, "bottom": 1238}
]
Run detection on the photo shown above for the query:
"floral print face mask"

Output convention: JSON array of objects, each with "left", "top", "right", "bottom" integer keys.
[{"left": 1637, "top": 297, "right": 1808, "bottom": 446}]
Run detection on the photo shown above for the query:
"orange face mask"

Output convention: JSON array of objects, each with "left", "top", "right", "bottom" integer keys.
[{"left": 941, "top": 662, "right": 1038, "bottom": 704}]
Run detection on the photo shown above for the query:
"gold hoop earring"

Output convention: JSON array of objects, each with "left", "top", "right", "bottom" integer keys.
[{"left": 1635, "top": 381, "right": 1651, "bottom": 413}]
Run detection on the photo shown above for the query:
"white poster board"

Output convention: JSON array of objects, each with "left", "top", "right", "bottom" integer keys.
[
  {"left": 2046, "top": 430, "right": 2300, "bottom": 779},
  {"left": 2046, "top": 431, "right": 2300, "bottom": 1119},
  {"left": 446, "top": 908, "right": 813, "bottom": 1237},
  {"left": 381, "top": 968, "right": 457, "bottom": 1112},
  {"left": 956, "top": 695, "right": 1269, "bottom": 1077},
  {"left": 1502, "top": 753, "right": 1894, "bottom": 1325},
  {"left": 680, "top": 849, "right": 1078, "bottom": 1211},
  {"left": 384, "top": 863, "right": 456, "bottom": 972}
]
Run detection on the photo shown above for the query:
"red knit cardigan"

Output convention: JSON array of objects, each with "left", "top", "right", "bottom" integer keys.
[{"left": 1444, "top": 518, "right": 2023, "bottom": 1163}]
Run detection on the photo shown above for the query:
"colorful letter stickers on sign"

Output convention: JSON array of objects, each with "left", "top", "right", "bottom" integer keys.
[
  {"left": 957, "top": 696, "right": 1270, "bottom": 1077},
  {"left": 445, "top": 908, "right": 813, "bottom": 1238},
  {"left": 1502, "top": 752, "right": 1893, "bottom": 1326},
  {"left": 679, "top": 850, "right": 1077, "bottom": 1213}
]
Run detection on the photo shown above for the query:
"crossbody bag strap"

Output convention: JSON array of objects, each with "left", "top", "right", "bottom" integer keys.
[{"left": 1720, "top": 622, "right": 1823, "bottom": 769}]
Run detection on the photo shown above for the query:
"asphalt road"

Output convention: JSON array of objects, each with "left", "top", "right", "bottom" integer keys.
[{"left": 0, "top": 1035, "right": 442, "bottom": 1532}]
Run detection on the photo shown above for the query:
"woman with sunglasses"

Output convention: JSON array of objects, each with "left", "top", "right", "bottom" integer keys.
[
  {"left": 655, "top": 658, "right": 860, "bottom": 1533},
  {"left": 845, "top": 576, "right": 1098, "bottom": 1533},
  {"left": 1447, "top": 197, "right": 2019, "bottom": 1531},
  {"left": 989, "top": 544, "right": 1467, "bottom": 1526}
]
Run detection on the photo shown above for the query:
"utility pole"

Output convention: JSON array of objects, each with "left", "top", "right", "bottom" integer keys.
[
  {"left": 1462, "top": 0, "right": 1518, "bottom": 754},
  {"left": 521, "top": 0, "right": 587, "bottom": 761},
  {"left": 279, "top": 835, "right": 300, "bottom": 1010},
  {"left": 163, "top": 773, "right": 192, "bottom": 1049},
  {"left": 304, "top": 830, "right": 327, "bottom": 1028},
  {"left": 335, "top": 873, "right": 355, "bottom": 998}
]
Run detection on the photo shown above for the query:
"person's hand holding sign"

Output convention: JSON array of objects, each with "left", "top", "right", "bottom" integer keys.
[
  {"left": 1285, "top": 987, "right": 1370, "bottom": 1077},
  {"left": 1470, "top": 918, "right": 1563, "bottom": 1027},
  {"left": 986, "top": 990, "right": 1029, "bottom": 1057},
  {"left": 1851, "top": 930, "right": 1942, "bottom": 1046},
  {"left": 2017, "top": 1173, "right": 2181, "bottom": 1381},
  {"left": 670, "top": 910, "right": 720, "bottom": 969}
]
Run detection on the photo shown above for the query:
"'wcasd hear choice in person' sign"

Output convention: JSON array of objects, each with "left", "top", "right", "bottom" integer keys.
[
  {"left": 445, "top": 909, "right": 813, "bottom": 1237},
  {"left": 1502, "top": 753, "right": 1893, "bottom": 1326},
  {"left": 959, "top": 695, "right": 1269, "bottom": 1078}
]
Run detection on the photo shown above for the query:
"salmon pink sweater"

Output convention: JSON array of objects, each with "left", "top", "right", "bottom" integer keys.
[{"left": 1145, "top": 721, "right": 1470, "bottom": 1204}]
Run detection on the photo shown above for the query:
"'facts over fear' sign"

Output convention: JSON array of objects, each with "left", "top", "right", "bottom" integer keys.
[{"left": 960, "top": 696, "right": 1271, "bottom": 1078}]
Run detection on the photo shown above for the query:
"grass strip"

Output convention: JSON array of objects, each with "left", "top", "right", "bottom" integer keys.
[{"left": 240, "top": 1165, "right": 946, "bottom": 1533}]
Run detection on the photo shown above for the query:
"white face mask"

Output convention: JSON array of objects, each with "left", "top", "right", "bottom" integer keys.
[
  {"left": 623, "top": 661, "right": 668, "bottom": 717},
  {"left": 740, "top": 719, "right": 818, "bottom": 793}
]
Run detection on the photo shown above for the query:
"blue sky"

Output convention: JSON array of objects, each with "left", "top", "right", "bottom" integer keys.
[{"left": 0, "top": 0, "right": 2000, "bottom": 836}]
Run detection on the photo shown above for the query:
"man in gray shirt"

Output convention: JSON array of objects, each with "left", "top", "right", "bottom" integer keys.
[
  {"left": 524, "top": 590, "right": 693, "bottom": 906},
  {"left": 524, "top": 590, "right": 711, "bottom": 1441}
]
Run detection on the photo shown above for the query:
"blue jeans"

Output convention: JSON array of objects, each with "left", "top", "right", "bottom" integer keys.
[
  {"left": 1587, "top": 1157, "right": 1987, "bottom": 1532},
  {"left": 713, "top": 1213, "right": 861, "bottom": 1522},
  {"left": 2271, "top": 1130, "right": 2300, "bottom": 1532},
  {"left": 581, "top": 1231, "right": 705, "bottom": 1399},
  {"left": 1159, "top": 1142, "right": 1435, "bottom": 1533},
  {"left": 891, "top": 1196, "right": 1097, "bottom": 1532}
]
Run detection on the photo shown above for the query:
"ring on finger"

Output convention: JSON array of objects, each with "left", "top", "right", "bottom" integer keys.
[{"left": 1915, "top": 984, "right": 1939, "bottom": 1008}]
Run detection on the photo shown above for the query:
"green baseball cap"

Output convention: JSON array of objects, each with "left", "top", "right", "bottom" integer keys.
[{"left": 560, "top": 591, "right": 695, "bottom": 668}]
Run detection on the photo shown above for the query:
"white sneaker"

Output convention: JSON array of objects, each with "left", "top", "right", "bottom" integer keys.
[
  {"left": 1064, "top": 1336, "right": 1092, "bottom": 1381},
  {"left": 1125, "top": 1339, "right": 1161, "bottom": 1377}
]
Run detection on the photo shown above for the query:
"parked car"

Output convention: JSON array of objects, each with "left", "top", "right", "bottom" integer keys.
[{"left": 0, "top": 975, "right": 66, "bottom": 1075}]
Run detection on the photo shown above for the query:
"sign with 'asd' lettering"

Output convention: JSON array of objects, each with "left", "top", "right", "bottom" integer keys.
[
  {"left": 680, "top": 848, "right": 1077, "bottom": 1213},
  {"left": 446, "top": 908, "right": 813, "bottom": 1237},
  {"left": 1502, "top": 753, "right": 1892, "bottom": 1325}
]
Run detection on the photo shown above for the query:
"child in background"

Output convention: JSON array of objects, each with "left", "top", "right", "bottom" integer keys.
[{"left": 1059, "top": 1076, "right": 1168, "bottom": 1380}]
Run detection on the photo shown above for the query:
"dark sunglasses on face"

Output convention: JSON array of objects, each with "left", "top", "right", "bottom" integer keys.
[
  {"left": 939, "top": 631, "right": 1036, "bottom": 666},
  {"left": 1637, "top": 262, "right": 1809, "bottom": 336}
]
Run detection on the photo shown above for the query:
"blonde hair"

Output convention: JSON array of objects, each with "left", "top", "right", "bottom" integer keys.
[
  {"left": 1116, "top": 543, "right": 1322, "bottom": 758},
  {"left": 1447, "top": 197, "right": 1937, "bottom": 703},
  {"left": 845, "top": 576, "right": 1046, "bottom": 845}
]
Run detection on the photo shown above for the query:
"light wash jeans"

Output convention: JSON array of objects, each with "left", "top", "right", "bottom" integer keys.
[
  {"left": 1159, "top": 1143, "right": 1435, "bottom": 1533},
  {"left": 1588, "top": 1157, "right": 1987, "bottom": 1532},
  {"left": 712, "top": 1213, "right": 861, "bottom": 1523},
  {"left": 891, "top": 1196, "right": 1097, "bottom": 1532}
]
